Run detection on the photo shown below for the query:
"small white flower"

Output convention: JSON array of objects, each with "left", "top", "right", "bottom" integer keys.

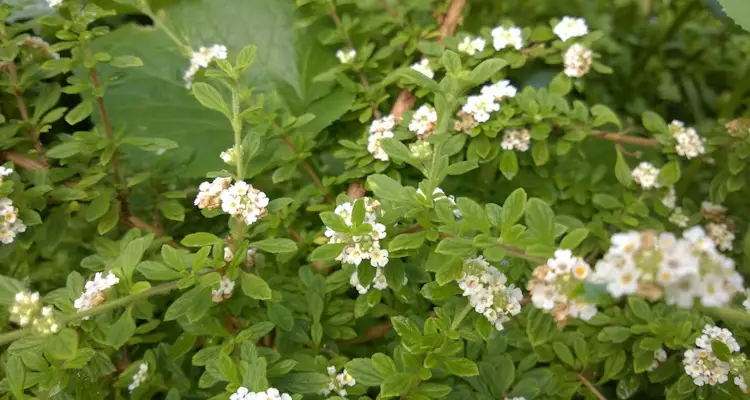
[
  {"left": 184, "top": 44, "right": 228, "bottom": 88},
  {"left": 336, "top": 48, "right": 356, "bottom": 64},
  {"left": 10, "top": 291, "right": 41, "bottom": 327},
  {"left": 411, "top": 58, "right": 434, "bottom": 79},
  {"left": 528, "top": 251, "right": 596, "bottom": 325},
  {"left": 75, "top": 272, "right": 120, "bottom": 317},
  {"left": 491, "top": 26, "right": 523, "bottom": 50},
  {"left": 669, "top": 121, "right": 705, "bottom": 159},
  {"left": 127, "top": 363, "right": 149, "bottom": 392},
  {"left": 480, "top": 80, "right": 518, "bottom": 100},
  {"left": 367, "top": 115, "right": 396, "bottom": 161},
  {"left": 735, "top": 375, "right": 748, "bottom": 393},
  {"left": 553, "top": 16, "right": 589, "bottom": 42},
  {"left": 211, "top": 275, "right": 235, "bottom": 303},
  {"left": 648, "top": 348, "right": 668, "bottom": 371},
  {"left": 220, "top": 147, "right": 239, "bottom": 165},
  {"left": 669, "top": 207, "right": 689, "bottom": 228},
  {"left": 706, "top": 222, "right": 734, "bottom": 252},
  {"left": 457, "top": 36, "right": 486, "bottom": 56},
  {"left": 631, "top": 162, "right": 661, "bottom": 189},
  {"left": 662, "top": 186, "right": 677, "bottom": 209},
  {"left": 563, "top": 44, "right": 593, "bottom": 78}
]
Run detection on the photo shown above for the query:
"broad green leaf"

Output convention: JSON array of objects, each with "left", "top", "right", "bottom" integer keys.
[
  {"left": 591, "top": 104, "right": 622, "bottom": 129},
  {"left": 267, "top": 303, "right": 294, "bottom": 331},
  {"left": 6, "top": 355, "right": 24, "bottom": 400},
  {"left": 191, "top": 82, "right": 229, "bottom": 117},
  {"left": 181, "top": 232, "right": 221, "bottom": 247},
  {"left": 614, "top": 149, "right": 632, "bottom": 187},
  {"left": 380, "top": 374, "right": 416, "bottom": 397},
  {"left": 499, "top": 151, "right": 518, "bottom": 179},
  {"left": 466, "top": 58, "right": 508, "bottom": 85},
  {"left": 388, "top": 232, "right": 426, "bottom": 252},
  {"left": 641, "top": 111, "right": 667, "bottom": 135},
  {"left": 345, "top": 358, "right": 382, "bottom": 387},
  {"left": 137, "top": 261, "right": 183, "bottom": 280},
  {"left": 525, "top": 198, "right": 555, "bottom": 244},
  {"left": 249, "top": 238, "right": 297, "bottom": 253},
  {"left": 310, "top": 243, "right": 345, "bottom": 261},
  {"left": 105, "top": 308, "right": 136, "bottom": 349},
  {"left": 719, "top": 0, "right": 750, "bottom": 32},
  {"left": 240, "top": 272, "right": 272, "bottom": 300},
  {"left": 559, "top": 228, "right": 589, "bottom": 250},
  {"left": 443, "top": 357, "right": 479, "bottom": 376},
  {"left": 659, "top": 160, "right": 681, "bottom": 186},
  {"left": 45, "top": 328, "right": 78, "bottom": 360},
  {"left": 456, "top": 197, "right": 489, "bottom": 233}
]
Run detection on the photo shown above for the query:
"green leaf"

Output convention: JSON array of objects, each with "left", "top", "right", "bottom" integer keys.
[
  {"left": 614, "top": 149, "right": 633, "bottom": 187},
  {"left": 320, "top": 212, "right": 349, "bottom": 232},
  {"left": 65, "top": 101, "right": 93, "bottom": 125},
  {"left": 110, "top": 55, "right": 143, "bottom": 68},
  {"left": 659, "top": 160, "right": 681, "bottom": 186},
  {"left": 553, "top": 342, "right": 576, "bottom": 367},
  {"left": 118, "top": 235, "right": 154, "bottom": 280},
  {"left": 388, "top": 232, "right": 426, "bottom": 252},
  {"left": 591, "top": 104, "right": 622, "bottom": 129},
  {"left": 436, "top": 237, "right": 475, "bottom": 256},
  {"left": 598, "top": 326, "right": 632, "bottom": 343},
  {"left": 719, "top": 0, "right": 750, "bottom": 32},
  {"left": 105, "top": 308, "right": 136, "bottom": 349},
  {"left": 249, "top": 238, "right": 297, "bottom": 253},
  {"left": 394, "top": 67, "right": 440, "bottom": 92},
  {"left": 616, "top": 375, "right": 641, "bottom": 400},
  {"left": 98, "top": 201, "right": 120, "bottom": 234},
  {"left": 137, "top": 261, "right": 183, "bottom": 280},
  {"left": 456, "top": 197, "right": 489, "bottom": 233},
  {"left": 531, "top": 140, "right": 549, "bottom": 166},
  {"left": 46, "top": 328, "right": 78, "bottom": 360},
  {"left": 443, "top": 357, "right": 479, "bottom": 376},
  {"left": 46, "top": 141, "right": 82, "bottom": 158},
  {"left": 310, "top": 243, "right": 345, "bottom": 261},
  {"left": 85, "top": 192, "right": 111, "bottom": 221},
  {"left": 601, "top": 349, "right": 626, "bottom": 382},
  {"left": 6, "top": 355, "right": 24, "bottom": 400},
  {"left": 560, "top": 228, "right": 589, "bottom": 250},
  {"left": 158, "top": 199, "right": 186, "bottom": 222},
  {"left": 240, "top": 272, "right": 272, "bottom": 300},
  {"left": 380, "top": 374, "right": 416, "bottom": 397},
  {"left": 445, "top": 160, "right": 478, "bottom": 175},
  {"left": 549, "top": 72, "right": 572, "bottom": 96},
  {"left": 191, "top": 82, "right": 229, "bottom": 117},
  {"left": 267, "top": 303, "right": 294, "bottom": 331},
  {"left": 592, "top": 194, "right": 623, "bottom": 209},
  {"left": 281, "top": 373, "right": 331, "bottom": 394},
  {"left": 525, "top": 198, "right": 555, "bottom": 244},
  {"left": 236, "top": 45, "right": 258, "bottom": 71},
  {"left": 345, "top": 359, "right": 382, "bottom": 387},
  {"left": 501, "top": 188, "right": 526, "bottom": 232},
  {"left": 181, "top": 232, "right": 221, "bottom": 247},
  {"left": 641, "top": 111, "right": 667, "bottom": 134},
  {"left": 499, "top": 151, "right": 519, "bottom": 180},
  {"left": 712, "top": 340, "right": 732, "bottom": 362},
  {"left": 441, "top": 50, "right": 462, "bottom": 74},
  {"left": 466, "top": 58, "right": 508, "bottom": 85},
  {"left": 380, "top": 138, "right": 412, "bottom": 163},
  {"left": 628, "top": 297, "right": 654, "bottom": 321},
  {"left": 367, "top": 174, "right": 405, "bottom": 202}
]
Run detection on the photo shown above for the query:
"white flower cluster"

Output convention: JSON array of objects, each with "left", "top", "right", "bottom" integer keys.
[
  {"left": 336, "top": 48, "right": 356, "bottom": 64},
  {"left": 683, "top": 325, "right": 741, "bottom": 387},
  {"left": 74, "top": 272, "right": 120, "bottom": 317},
  {"left": 32, "top": 306, "right": 59, "bottom": 335},
  {"left": 527, "top": 250, "right": 597, "bottom": 326},
  {"left": 491, "top": 26, "right": 523, "bottom": 50},
  {"left": 194, "top": 178, "right": 269, "bottom": 225},
  {"left": 184, "top": 44, "right": 228, "bottom": 88},
  {"left": 411, "top": 58, "right": 434, "bottom": 79},
  {"left": 417, "top": 187, "right": 461, "bottom": 218},
  {"left": 662, "top": 186, "right": 677, "bottom": 209},
  {"left": 648, "top": 348, "right": 668, "bottom": 371},
  {"left": 325, "top": 198, "right": 388, "bottom": 267},
  {"left": 349, "top": 266, "right": 398, "bottom": 294},
  {"left": 593, "top": 228, "right": 742, "bottom": 308},
  {"left": 367, "top": 115, "right": 395, "bottom": 161},
  {"left": 668, "top": 120, "right": 705, "bottom": 159},
  {"left": 553, "top": 16, "right": 589, "bottom": 42},
  {"left": 631, "top": 161, "right": 661, "bottom": 189},
  {"left": 46, "top": 0, "right": 62, "bottom": 7},
  {"left": 0, "top": 166, "right": 12, "bottom": 182},
  {"left": 408, "top": 105, "right": 437, "bottom": 138},
  {"left": 563, "top": 43, "right": 593, "bottom": 78},
  {"left": 231, "top": 388, "right": 292, "bottom": 400},
  {"left": 701, "top": 201, "right": 726, "bottom": 217},
  {"left": 458, "top": 36, "right": 486, "bottom": 56},
  {"left": 211, "top": 275, "right": 235, "bottom": 303},
  {"left": 505, "top": 397, "right": 527, "bottom": 400},
  {"left": 128, "top": 363, "right": 149, "bottom": 392},
  {"left": 0, "top": 197, "right": 26, "bottom": 245},
  {"left": 409, "top": 140, "right": 432, "bottom": 160},
  {"left": 320, "top": 366, "right": 356, "bottom": 397},
  {"left": 457, "top": 256, "right": 523, "bottom": 331},
  {"left": 10, "top": 291, "right": 40, "bottom": 326},
  {"left": 460, "top": 80, "right": 517, "bottom": 124},
  {"left": 220, "top": 147, "right": 239, "bottom": 165},
  {"left": 501, "top": 128, "right": 531, "bottom": 152}
]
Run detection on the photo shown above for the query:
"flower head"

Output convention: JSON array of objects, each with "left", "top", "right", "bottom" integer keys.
[
  {"left": 491, "top": 26, "right": 523, "bottom": 50},
  {"left": 211, "top": 275, "right": 236, "bottom": 303},
  {"left": 458, "top": 36, "right": 486, "bottom": 56},
  {"left": 669, "top": 120, "right": 705, "bottom": 159},
  {"left": 184, "top": 44, "right": 228, "bottom": 88},
  {"left": 553, "top": 17, "right": 589, "bottom": 42},
  {"left": 458, "top": 256, "right": 523, "bottom": 331},
  {"left": 367, "top": 115, "right": 396, "bottom": 161},
  {"left": 128, "top": 363, "right": 149, "bottom": 392},
  {"left": 74, "top": 272, "right": 120, "bottom": 318},
  {"left": 408, "top": 105, "right": 437, "bottom": 138},
  {"left": 501, "top": 128, "right": 531, "bottom": 152},
  {"left": 411, "top": 58, "right": 434, "bottom": 79},
  {"left": 631, "top": 162, "right": 660, "bottom": 189},
  {"left": 336, "top": 48, "right": 356, "bottom": 64},
  {"left": 563, "top": 44, "right": 593, "bottom": 78}
]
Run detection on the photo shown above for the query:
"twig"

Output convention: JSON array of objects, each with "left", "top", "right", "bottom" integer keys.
[
  {"left": 1, "top": 151, "right": 46, "bottom": 170},
  {"left": 338, "top": 320, "right": 393, "bottom": 345},
  {"left": 88, "top": 67, "right": 131, "bottom": 219},
  {"left": 287, "top": 228, "right": 304, "bottom": 243},
  {"left": 328, "top": 6, "right": 381, "bottom": 118},
  {"left": 591, "top": 130, "right": 660, "bottom": 148},
  {"left": 577, "top": 373, "right": 608, "bottom": 400},
  {"left": 279, "top": 134, "right": 332, "bottom": 201},
  {"left": 5, "top": 61, "right": 49, "bottom": 168},
  {"left": 377, "top": 0, "right": 399, "bottom": 17},
  {"left": 389, "top": 0, "right": 467, "bottom": 118}
]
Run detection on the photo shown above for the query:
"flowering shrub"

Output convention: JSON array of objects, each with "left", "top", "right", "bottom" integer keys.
[{"left": 3, "top": 0, "right": 750, "bottom": 399}]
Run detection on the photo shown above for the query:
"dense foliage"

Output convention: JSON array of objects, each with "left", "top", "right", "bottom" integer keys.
[{"left": 2, "top": 0, "right": 750, "bottom": 399}]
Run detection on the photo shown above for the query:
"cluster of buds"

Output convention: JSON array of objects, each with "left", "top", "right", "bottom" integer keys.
[
  {"left": 457, "top": 256, "right": 523, "bottom": 331},
  {"left": 700, "top": 201, "right": 735, "bottom": 252},
  {"left": 195, "top": 178, "right": 269, "bottom": 226},
  {"left": 459, "top": 80, "right": 517, "bottom": 127},
  {"left": 528, "top": 250, "right": 597, "bottom": 326},
  {"left": 408, "top": 105, "right": 437, "bottom": 139},
  {"left": 184, "top": 44, "right": 228, "bottom": 88},
  {"left": 211, "top": 276, "right": 235, "bottom": 303},
  {"left": 10, "top": 291, "right": 59, "bottom": 335},
  {"left": 74, "top": 272, "right": 120, "bottom": 317},
  {"left": 501, "top": 128, "right": 531, "bottom": 152},
  {"left": 563, "top": 44, "right": 593, "bottom": 78}
]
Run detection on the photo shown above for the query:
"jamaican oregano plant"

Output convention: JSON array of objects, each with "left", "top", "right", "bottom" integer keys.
[{"left": 2, "top": 0, "right": 750, "bottom": 399}]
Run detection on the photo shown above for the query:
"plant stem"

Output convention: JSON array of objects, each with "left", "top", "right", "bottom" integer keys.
[
  {"left": 590, "top": 130, "right": 660, "bottom": 148},
  {"left": 438, "top": 0, "right": 467, "bottom": 41},
  {"left": 0, "top": 279, "right": 181, "bottom": 347},
  {"left": 230, "top": 87, "right": 244, "bottom": 181},
  {"left": 450, "top": 302, "right": 473, "bottom": 330},
  {"left": 142, "top": 8, "right": 192, "bottom": 55},
  {"left": 577, "top": 373, "right": 608, "bottom": 400},
  {"left": 6, "top": 61, "right": 49, "bottom": 168}
]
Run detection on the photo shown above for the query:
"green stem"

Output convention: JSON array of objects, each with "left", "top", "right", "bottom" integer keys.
[
  {"left": 451, "top": 302, "right": 474, "bottom": 330},
  {"left": 231, "top": 86, "right": 244, "bottom": 181},
  {"left": 143, "top": 9, "right": 192, "bottom": 55},
  {"left": 0, "top": 280, "right": 181, "bottom": 347}
]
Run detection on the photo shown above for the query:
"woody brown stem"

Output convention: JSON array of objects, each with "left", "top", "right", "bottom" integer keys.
[
  {"left": 577, "top": 373, "right": 608, "bottom": 400},
  {"left": 279, "top": 134, "right": 332, "bottom": 201},
  {"left": 591, "top": 130, "right": 660, "bottom": 148},
  {"left": 6, "top": 62, "right": 49, "bottom": 168}
]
